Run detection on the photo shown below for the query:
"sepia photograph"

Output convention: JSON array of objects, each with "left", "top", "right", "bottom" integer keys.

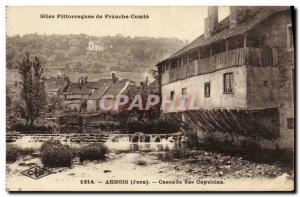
[{"left": 5, "top": 6, "right": 295, "bottom": 192}]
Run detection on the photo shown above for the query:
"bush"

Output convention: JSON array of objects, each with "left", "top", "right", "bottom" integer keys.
[
  {"left": 186, "top": 132, "right": 200, "bottom": 149},
  {"left": 6, "top": 144, "right": 35, "bottom": 163},
  {"left": 79, "top": 143, "right": 107, "bottom": 162},
  {"left": 6, "top": 145, "right": 19, "bottom": 163},
  {"left": 12, "top": 122, "right": 53, "bottom": 134},
  {"left": 40, "top": 140, "right": 73, "bottom": 168}
]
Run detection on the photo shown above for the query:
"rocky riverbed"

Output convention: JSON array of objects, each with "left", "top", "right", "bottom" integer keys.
[{"left": 6, "top": 149, "right": 294, "bottom": 191}]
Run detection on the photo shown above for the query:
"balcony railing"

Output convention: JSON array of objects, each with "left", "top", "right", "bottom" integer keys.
[{"left": 168, "top": 47, "right": 277, "bottom": 83}]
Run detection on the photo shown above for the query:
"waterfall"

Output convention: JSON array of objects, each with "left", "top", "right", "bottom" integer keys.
[{"left": 106, "top": 133, "right": 182, "bottom": 143}]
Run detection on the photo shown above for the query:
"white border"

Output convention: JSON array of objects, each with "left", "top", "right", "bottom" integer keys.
[{"left": 1, "top": 0, "right": 299, "bottom": 196}]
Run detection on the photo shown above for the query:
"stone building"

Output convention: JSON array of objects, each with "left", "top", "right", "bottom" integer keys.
[
  {"left": 156, "top": 6, "right": 294, "bottom": 151},
  {"left": 46, "top": 75, "right": 70, "bottom": 97},
  {"left": 87, "top": 40, "right": 104, "bottom": 52},
  {"left": 86, "top": 73, "right": 134, "bottom": 113}
]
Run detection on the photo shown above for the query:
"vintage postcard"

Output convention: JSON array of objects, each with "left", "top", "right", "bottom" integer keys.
[{"left": 6, "top": 6, "right": 294, "bottom": 192}]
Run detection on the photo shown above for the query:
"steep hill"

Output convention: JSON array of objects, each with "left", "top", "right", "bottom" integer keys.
[{"left": 6, "top": 34, "right": 186, "bottom": 73}]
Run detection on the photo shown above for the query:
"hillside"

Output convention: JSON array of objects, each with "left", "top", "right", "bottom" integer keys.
[{"left": 6, "top": 34, "right": 186, "bottom": 73}]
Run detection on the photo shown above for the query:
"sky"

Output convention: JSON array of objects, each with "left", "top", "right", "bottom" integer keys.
[{"left": 6, "top": 6, "right": 229, "bottom": 42}]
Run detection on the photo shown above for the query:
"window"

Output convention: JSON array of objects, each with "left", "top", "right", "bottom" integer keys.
[
  {"left": 181, "top": 88, "right": 187, "bottom": 95},
  {"left": 263, "top": 81, "right": 269, "bottom": 87},
  {"left": 170, "top": 91, "right": 175, "bottom": 100},
  {"left": 287, "top": 24, "right": 294, "bottom": 51},
  {"left": 204, "top": 82, "right": 210, "bottom": 97},
  {"left": 287, "top": 118, "right": 294, "bottom": 129},
  {"left": 224, "top": 72, "right": 234, "bottom": 94}
]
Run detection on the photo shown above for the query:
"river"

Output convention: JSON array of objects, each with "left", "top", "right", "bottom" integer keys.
[{"left": 6, "top": 133, "right": 294, "bottom": 191}]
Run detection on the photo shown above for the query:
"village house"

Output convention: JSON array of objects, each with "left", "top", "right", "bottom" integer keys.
[
  {"left": 62, "top": 76, "right": 103, "bottom": 112},
  {"left": 62, "top": 73, "right": 134, "bottom": 113},
  {"left": 86, "top": 73, "right": 134, "bottom": 113},
  {"left": 156, "top": 6, "right": 294, "bottom": 151},
  {"left": 87, "top": 40, "right": 104, "bottom": 52},
  {"left": 46, "top": 75, "right": 70, "bottom": 97}
]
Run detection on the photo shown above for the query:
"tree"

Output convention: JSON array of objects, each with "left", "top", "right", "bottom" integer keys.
[{"left": 17, "top": 52, "right": 47, "bottom": 126}]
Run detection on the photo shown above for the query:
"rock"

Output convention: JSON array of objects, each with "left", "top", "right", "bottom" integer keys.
[
  {"left": 158, "top": 170, "right": 164, "bottom": 173},
  {"left": 23, "top": 155, "right": 33, "bottom": 161},
  {"left": 217, "top": 171, "right": 224, "bottom": 177},
  {"left": 104, "top": 170, "right": 111, "bottom": 173},
  {"left": 190, "top": 150, "right": 198, "bottom": 154},
  {"left": 221, "top": 165, "right": 231, "bottom": 170},
  {"left": 136, "top": 160, "right": 147, "bottom": 166},
  {"left": 72, "top": 157, "right": 80, "bottom": 164},
  {"left": 50, "top": 168, "right": 64, "bottom": 173},
  {"left": 186, "top": 168, "right": 193, "bottom": 173},
  {"left": 19, "top": 162, "right": 26, "bottom": 166},
  {"left": 174, "top": 166, "right": 180, "bottom": 170},
  {"left": 69, "top": 173, "right": 75, "bottom": 176},
  {"left": 31, "top": 152, "right": 40, "bottom": 158},
  {"left": 26, "top": 162, "right": 37, "bottom": 166}
]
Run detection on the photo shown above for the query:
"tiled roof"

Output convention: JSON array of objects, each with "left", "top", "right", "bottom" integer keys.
[
  {"left": 63, "top": 79, "right": 111, "bottom": 95},
  {"left": 87, "top": 79, "right": 132, "bottom": 100},
  {"left": 86, "top": 81, "right": 112, "bottom": 100},
  {"left": 103, "top": 79, "right": 131, "bottom": 96},
  {"left": 46, "top": 77, "right": 66, "bottom": 92},
  {"left": 158, "top": 6, "right": 289, "bottom": 64}
]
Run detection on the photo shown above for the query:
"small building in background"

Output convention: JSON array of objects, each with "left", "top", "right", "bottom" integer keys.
[
  {"left": 46, "top": 75, "right": 70, "bottom": 97},
  {"left": 87, "top": 40, "right": 104, "bottom": 52},
  {"left": 86, "top": 73, "right": 134, "bottom": 113}
]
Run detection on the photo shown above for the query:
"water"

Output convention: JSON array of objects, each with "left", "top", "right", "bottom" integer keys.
[{"left": 7, "top": 133, "right": 187, "bottom": 154}]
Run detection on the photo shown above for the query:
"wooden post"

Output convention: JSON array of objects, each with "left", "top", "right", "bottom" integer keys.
[
  {"left": 243, "top": 32, "right": 247, "bottom": 48},
  {"left": 225, "top": 39, "right": 229, "bottom": 67},
  {"left": 243, "top": 32, "right": 248, "bottom": 64}
]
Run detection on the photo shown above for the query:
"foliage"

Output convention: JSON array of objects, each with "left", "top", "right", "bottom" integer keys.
[
  {"left": 186, "top": 132, "right": 200, "bottom": 149},
  {"left": 17, "top": 53, "right": 47, "bottom": 126},
  {"left": 117, "top": 85, "right": 181, "bottom": 133},
  {"left": 117, "top": 107, "right": 181, "bottom": 134},
  {"left": 46, "top": 95, "right": 64, "bottom": 113},
  {"left": 79, "top": 143, "right": 107, "bottom": 162},
  {"left": 11, "top": 121, "right": 57, "bottom": 134},
  {"left": 40, "top": 140, "right": 73, "bottom": 167},
  {"left": 6, "top": 145, "right": 19, "bottom": 163},
  {"left": 6, "top": 144, "right": 35, "bottom": 163},
  {"left": 7, "top": 34, "right": 186, "bottom": 72}
]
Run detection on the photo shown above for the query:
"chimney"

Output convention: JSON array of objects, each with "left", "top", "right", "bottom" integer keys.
[
  {"left": 140, "top": 82, "right": 145, "bottom": 90},
  {"left": 78, "top": 76, "right": 83, "bottom": 89},
  {"left": 111, "top": 72, "right": 117, "bottom": 84},
  {"left": 204, "top": 6, "right": 218, "bottom": 38},
  {"left": 145, "top": 75, "right": 148, "bottom": 87},
  {"left": 229, "top": 7, "right": 238, "bottom": 29}
]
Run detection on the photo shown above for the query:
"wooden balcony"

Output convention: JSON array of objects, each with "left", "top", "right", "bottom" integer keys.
[{"left": 168, "top": 47, "right": 278, "bottom": 83}]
